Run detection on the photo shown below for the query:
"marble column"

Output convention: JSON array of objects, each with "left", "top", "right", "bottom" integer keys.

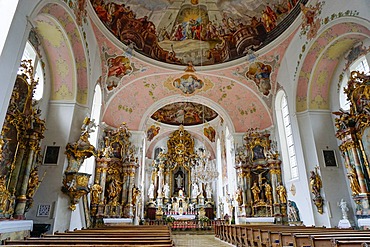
[
  {"left": 14, "top": 134, "right": 37, "bottom": 219},
  {"left": 352, "top": 146, "right": 368, "bottom": 193},
  {"left": 156, "top": 165, "right": 164, "bottom": 207},
  {"left": 8, "top": 142, "right": 26, "bottom": 194},
  {"left": 95, "top": 160, "right": 109, "bottom": 203}
]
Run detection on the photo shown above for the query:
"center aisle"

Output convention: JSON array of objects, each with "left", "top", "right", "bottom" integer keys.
[{"left": 172, "top": 233, "right": 234, "bottom": 247}]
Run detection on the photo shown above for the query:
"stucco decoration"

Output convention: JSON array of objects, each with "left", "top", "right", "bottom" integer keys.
[
  {"left": 173, "top": 74, "right": 204, "bottom": 95},
  {"left": 103, "top": 73, "right": 273, "bottom": 132},
  {"left": 309, "top": 37, "right": 360, "bottom": 110},
  {"left": 299, "top": 1, "right": 324, "bottom": 40},
  {"left": 296, "top": 22, "right": 370, "bottom": 112},
  {"left": 38, "top": 3, "right": 88, "bottom": 104},
  {"left": 34, "top": 15, "right": 75, "bottom": 101},
  {"left": 90, "top": 0, "right": 302, "bottom": 66}
]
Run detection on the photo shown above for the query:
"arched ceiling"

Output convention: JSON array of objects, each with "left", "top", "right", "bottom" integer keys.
[
  {"left": 90, "top": 0, "right": 301, "bottom": 66},
  {"left": 34, "top": 3, "right": 88, "bottom": 104},
  {"left": 296, "top": 22, "right": 370, "bottom": 112}
]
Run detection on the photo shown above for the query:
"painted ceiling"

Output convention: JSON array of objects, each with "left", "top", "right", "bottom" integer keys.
[
  {"left": 151, "top": 102, "right": 218, "bottom": 126},
  {"left": 91, "top": 0, "right": 300, "bottom": 66},
  {"left": 31, "top": 0, "right": 369, "bottom": 157}
]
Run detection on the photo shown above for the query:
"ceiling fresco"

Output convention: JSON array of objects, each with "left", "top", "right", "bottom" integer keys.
[
  {"left": 90, "top": 0, "right": 300, "bottom": 66},
  {"left": 151, "top": 102, "right": 218, "bottom": 126}
]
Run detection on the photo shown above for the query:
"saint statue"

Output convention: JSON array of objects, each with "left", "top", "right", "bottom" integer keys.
[
  {"left": 338, "top": 198, "right": 349, "bottom": 220},
  {"left": 235, "top": 187, "right": 243, "bottom": 206},
  {"left": 107, "top": 179, "right": 122, "bottom": 205},
  {"left": 192, "top": 182, "right": 199, "bottom": 199},
  {"left": 288, "top": 200, "right": 300, "bottom": 222},
  {"left": 264, "top": 182, "right": 272, "bottom": 204},
  {"left": 348, "top": 166, "right": 361, "bottom": 195},
  {"left": 148, "top": 182, "right": 155, "bottom": 199},
  {"left": 206, "top": 184, "right": 213, "bottom": 199},
  {"left": 90, "top": 183, "right": 102, "bottom": 205},
  {"left": 276, "top": 182, "right": 287, "bottom": 204},
  {"left": 175, "top": 174, "right": 183, "bottom": 188},
  {"left": 163, "top": 183, "right": 170, "bottom": 198},
  {"left": 251, "top": 182, "right": 260, "bottom": 203}
]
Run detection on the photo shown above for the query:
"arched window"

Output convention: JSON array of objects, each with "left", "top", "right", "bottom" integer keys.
[
  {"left": 79, "top": 84, "right": 102, "bottom": 175},
  {"left": 339, "top": 56, "right": 370, "bottom": 110},
  {"left": 20, "top": 41, "right": 44, "bottom": 100},
  {"left": 276, "top": 91, "right": 298, "bottom": 180}
]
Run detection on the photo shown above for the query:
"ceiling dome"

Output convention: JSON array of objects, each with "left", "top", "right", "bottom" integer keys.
[{"left": 91, "top": 0, "right": 303, "bottom": 66}]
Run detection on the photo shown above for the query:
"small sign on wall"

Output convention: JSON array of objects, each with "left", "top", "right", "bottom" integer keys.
[
  {"left": 323, "top": 150, "right": 338, "bottom": 167},
  {"left": 43, "top": 146, "right": 60, "bottom": 165}
]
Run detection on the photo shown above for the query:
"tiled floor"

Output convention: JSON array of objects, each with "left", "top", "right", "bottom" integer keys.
[{"left": 172, "top": 234, "right": 234, "bottom": 247}]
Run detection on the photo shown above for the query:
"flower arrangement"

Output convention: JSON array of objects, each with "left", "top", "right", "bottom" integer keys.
[
  {"left": 165, "top": 216, "right": 176, "bottom": 223},
  {"left": 198, "top": 216, "right": 210, "bottom": 222}
]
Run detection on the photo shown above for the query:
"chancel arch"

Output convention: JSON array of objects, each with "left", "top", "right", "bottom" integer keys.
[{"left": 3, "top": 0, "right": 370, "bottom": 239}]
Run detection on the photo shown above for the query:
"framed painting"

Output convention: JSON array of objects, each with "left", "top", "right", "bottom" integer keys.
[
  {"left": 323, "top": 150, "right": 338, "bottom": 167},
  {"left": 43, "top": 146, "right": 60, "bottom": 165}
]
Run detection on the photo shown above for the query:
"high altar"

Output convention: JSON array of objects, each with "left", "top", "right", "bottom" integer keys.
[{"left": 146, "top": 125, "right": 218, "bottom": 221}]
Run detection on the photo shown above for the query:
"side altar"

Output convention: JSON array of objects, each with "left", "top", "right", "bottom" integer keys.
[
  {"left": 234, "top": 128, "right": 288, "bottom": 223},
  {"left": 146, "top": 126, "right": 218, "bottom": 221}
]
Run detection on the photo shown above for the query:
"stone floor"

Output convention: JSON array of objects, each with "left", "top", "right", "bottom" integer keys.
[{"left": 172, "top": 233, "right": 234, "bottom": 247}]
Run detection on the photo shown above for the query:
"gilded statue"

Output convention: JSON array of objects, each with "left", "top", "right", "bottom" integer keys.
[
  {"left": 26, "top": 168, "right": 39, "bottom": 199},
  {"left": 235, "top": 187, "right": 243, "bottom": 206},
  {"left": 107, "top": 179, "right": 123, "bottom": 206},
  {"left": 348, "top": 165, "right": 361, "bottom": 195},
  {"left": 90, "top": 183, "right": 102, "bottom": 205},
  {"left": 264, "top": 182, "right": 272, "bottom": 204},
  {"left": 132, "top": 186, "right": 141, "bottom": 206},
  {"left": 309, "top": 169, "right": 322, "bottom": 196},
  {"left": 276, "top": 182, "right": 287, "bottom": 204},
  {"left": 251, "top": 182, "right": 260, "bottom": 203}
]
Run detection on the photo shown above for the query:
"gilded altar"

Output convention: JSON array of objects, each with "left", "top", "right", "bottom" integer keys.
[
  {"left": 235, "top": 128, "right": 287, "bottom": 222},
  {"left": 334, "top": 71, "right": 370, "bottom": 217},
  {"left": 146, "top": 125, "right": 217, "bottom": 221},
  {"left": 0, "top": 60, "right": 46, "bottom": 219}
]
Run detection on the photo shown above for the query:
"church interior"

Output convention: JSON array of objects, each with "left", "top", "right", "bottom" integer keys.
[{"left": 0, "top": 0, "right": 370, "bottom": 245}]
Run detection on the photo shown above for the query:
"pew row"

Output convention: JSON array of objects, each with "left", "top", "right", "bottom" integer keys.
[
  {"left": 215, "top": 224, "right": 370, "bottom": 247},
  {"left": 3, "top": 225, "right": 174, "bottom": 247}
]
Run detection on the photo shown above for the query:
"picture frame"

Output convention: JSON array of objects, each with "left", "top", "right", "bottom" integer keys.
[
  {"left": 43, "top": 146, "right": 60, "bottom": 165},
  {"left": 323, "top": 150, "right": 338, "bottom": 167},
  {"left": 37, "top": 204, "right": 51, "bottom": 217}
]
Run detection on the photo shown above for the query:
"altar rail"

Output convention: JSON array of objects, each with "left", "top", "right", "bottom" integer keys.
[{"left": 146, "top": 219, "right": 225, "bottom": 230}]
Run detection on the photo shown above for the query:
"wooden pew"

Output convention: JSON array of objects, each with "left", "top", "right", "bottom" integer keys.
[
  {"left": 215, "top": 223, "right": 370, "bottom": 247},
  {"left": 310, "top": 236, "right": 370, "bottom": 247},
  {"left": 333, "top": 239, "right": 370, "bottom": 247},
  {"left": 3, "top": 225, "right": 174, "bottom": 247}
]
